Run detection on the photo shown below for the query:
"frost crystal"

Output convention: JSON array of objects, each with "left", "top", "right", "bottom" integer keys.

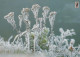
[
  {"left": 49, "top": 11, "right": 57, "bottom": 31},
  {"left": 21, "top": 8, "right": 30, "bottom": 20},
  {"left": 18, "top": 15, "right": 23, "bottom": 28},
  {"left": 42, "top": 6, "right": 50, "bottom": 25},
  {"left": 31, "top": 4, "right": 40, "bottom": 24},
  {"left": 4, "top": 12, "right": 16, "bottom": 29},
  {"left": 2, "top": 4, "right": 80, "bottom": 57}
]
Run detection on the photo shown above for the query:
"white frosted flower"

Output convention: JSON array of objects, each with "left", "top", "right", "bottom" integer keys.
[
  {"left": 42, "top": 6, "right": 50, "bottom": 18},
  {"left": 21, "top": 8, "right": 30, "bottom": 20},
  {"left": 49, "top": 11, "right": 57, "bottom": 31},
  {"left": 31, "top": 4, "right": 40, "bottom": 18},
  {"left": 49, "top": 11, "right": 56, "bottom": 21},
  {"left": 21, "top": 8, "right": 30, "bottom": 15},
  {"left": 4, "top": 12, "right": 16, "bottom": 29},
  {"left": 42, "top": 6, "right": 50, "bottom": 24}
]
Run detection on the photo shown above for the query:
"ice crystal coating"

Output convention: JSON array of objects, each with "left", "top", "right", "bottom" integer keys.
[
  {"left": 31, "top": 4, "right": 40, "bottom": 18},
  {"left": 18, "top": 15, "right": 23, "bottom": 28},
  {"left": 2, "top": 4, "right": 80, "bottom": 57},
  {"left": 49, "top": 11, "right": 57, "bottom": 32},
  {"left": 42, "top": 6, "right": 50, "bottom": 26},
  {"left": 4, "top": 12, "right": 16, "bottom": 29},
  {"left": 38, "top": 18, "right": 43, "bottom": 28},
  {"left": 59, "top": 28, "right": 75, "bottom": 38},
  {"left": 70, "top": 39, "right": 75, "bottom": 46},
  {"left": 21, "top": 8, "right": 30, "bottom": 20},
  {"left": 31, "top": 4, "right": 40, "bottom": 24}
]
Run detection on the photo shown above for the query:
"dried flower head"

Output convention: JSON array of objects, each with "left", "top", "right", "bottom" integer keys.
[
  {"left": 42, "top": 6, "right": 50, "bottom": 15},
  {"left": 4, "top": 12, "right": 16, "bottom": 29},
  {"left": 49, "top": 11, "right": 56, "bottom": 18},
  {"left": 4, "top": 12, "right": 14, "bottom": 19},
  {"left": 21, "top": 8, "right": 30, "bottom": 20},
  {"left": 31, "top": 4, "right": 40, "bottom": 11},
  {"left": 49, "top": 11, "right": 57, "bottom": 31},
  {"left": 42, "top": 6, "right": 50, "bottom": 25},
  {"left": 31, "top": 4, "right": 40, "bottom": 18},
  {"left": 21, "top": 8, "right": 30, "bottom": 15},
  {"left": 68, "top": 46, "right": 74, "bottom": 52}
]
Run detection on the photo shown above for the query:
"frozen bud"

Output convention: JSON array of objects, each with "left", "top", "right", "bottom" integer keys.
[
  {"left": 70, "top": 39, "right": 75, "bottom": 45},
  {"left": 21, "top": 8, "right": 30, "bottom": 15}
]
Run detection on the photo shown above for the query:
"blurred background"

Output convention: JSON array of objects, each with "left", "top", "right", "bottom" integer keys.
[{"left": 0, "top": 0, "right": 80, "bottom": 46}]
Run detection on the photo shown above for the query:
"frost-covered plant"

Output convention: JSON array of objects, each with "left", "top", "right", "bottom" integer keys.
[
  {"left": 31, "top": 4, "right": 40, "bottom": 24},
  {"left": 42, "top": 6, "right": 50, "bottom": 26},
  {"left": 49, "top": 11, "right": 56, "bottom": 32},
  {"left": 4, "top": 12, "right": 16, "bottom": 29},
  {"left": 0, "top": 4, "right": 80, "bottom": 57}
]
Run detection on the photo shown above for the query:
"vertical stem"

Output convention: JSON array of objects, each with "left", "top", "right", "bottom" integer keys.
[
  {"left": 27, "top": 33, "right": 30, "bottom": 52},
  {"left": 51, "top": 27, "right": 53, "bottom": 33},
  {"left": 34, "top": 39, "right": 35, "bottom": 52},
  {"left": 36, "top": 18, "right": 38, "bottom": 25},
  {"left": 40, "top": 21, "right": 42, "bottom": 29},
  {"left": 71, "top": 52, "right": 72, "bottom": 57}
]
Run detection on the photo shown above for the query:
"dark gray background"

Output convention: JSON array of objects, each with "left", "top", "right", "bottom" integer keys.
[{"left": 0, "top": 0, "right": 80, "bottom": 46}]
